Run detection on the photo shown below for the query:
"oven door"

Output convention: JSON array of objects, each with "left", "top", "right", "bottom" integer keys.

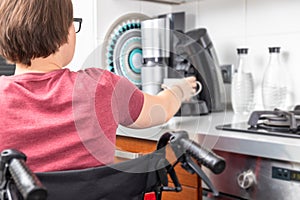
[{"left": 202, "top": 150, "right": 300, "bottom": 200}]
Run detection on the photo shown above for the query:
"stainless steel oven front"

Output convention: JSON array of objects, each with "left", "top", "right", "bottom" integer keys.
[{"left": 202, "top": 150, "right": 300, "bottom": 200}]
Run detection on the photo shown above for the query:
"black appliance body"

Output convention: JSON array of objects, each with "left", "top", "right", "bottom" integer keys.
[{"left": 172, "top": 28, "right": 226, "bottom": 115}]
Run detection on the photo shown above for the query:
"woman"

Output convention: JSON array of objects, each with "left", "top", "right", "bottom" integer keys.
[{"left": 0, "top": 0, "right": 197, "bottom": 172}]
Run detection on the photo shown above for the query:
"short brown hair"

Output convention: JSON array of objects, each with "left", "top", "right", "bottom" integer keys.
[{"left": 0, "top": 0, "right": 73, "bottom": 66}]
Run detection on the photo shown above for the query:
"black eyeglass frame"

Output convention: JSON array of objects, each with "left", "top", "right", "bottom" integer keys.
[{"left": 73, "top": 18, "right": 82, "bottom": 33}]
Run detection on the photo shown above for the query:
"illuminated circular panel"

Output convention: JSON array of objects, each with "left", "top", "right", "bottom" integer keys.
[
  {"left": 102, "top": 13, "right": 149, "bottom": 86},
  {"left": 114, "top": 30, "right": 142, "bottom": 85}
]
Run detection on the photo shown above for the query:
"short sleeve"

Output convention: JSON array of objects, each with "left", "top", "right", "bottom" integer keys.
[
  {"left": 111, "top": 76, "right": 144, "bottom": 126},
  {"left": 94, "top": 70, "right": 144, "bottom": 127}
]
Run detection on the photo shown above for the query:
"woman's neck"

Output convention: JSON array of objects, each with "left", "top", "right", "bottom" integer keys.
[{"left": 14, "top": 57, "right": 63, "bottom": 75}]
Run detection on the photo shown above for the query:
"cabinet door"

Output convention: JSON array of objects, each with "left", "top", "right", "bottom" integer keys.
[{"left": 116, "top": 136, "right": 202, "bottom": 200}]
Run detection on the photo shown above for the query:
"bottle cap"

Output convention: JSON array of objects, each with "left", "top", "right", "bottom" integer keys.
[
  {"left": 269, "top": 47, "right": 281, "bottom": 53},
  {"left": 237, "top": 48, "right": 248, "bottom": 54}
]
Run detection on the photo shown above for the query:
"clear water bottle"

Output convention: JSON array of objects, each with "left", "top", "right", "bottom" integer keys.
[
  {"left": 262, "top": 47, "right": 288, "bottom": 110},
  {"left": 231, "top": 48, "right": 255, "bottom": 114}
]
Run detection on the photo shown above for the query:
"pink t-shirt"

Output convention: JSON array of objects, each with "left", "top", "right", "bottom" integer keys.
[{"left": 0, "top": 68, "right": 144, "bottom": 172}]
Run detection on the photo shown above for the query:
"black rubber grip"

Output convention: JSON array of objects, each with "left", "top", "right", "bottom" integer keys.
[
  {"left": 9, "top": 158, "right": 47, "bottom": 200},
  {"left": 180, "top": 138, "right": 226, "bottom": 174}
]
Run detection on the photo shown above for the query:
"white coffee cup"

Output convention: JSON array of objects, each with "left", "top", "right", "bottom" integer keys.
[{"left": 161, "top": 78, "right": 202, "bottom": 98}]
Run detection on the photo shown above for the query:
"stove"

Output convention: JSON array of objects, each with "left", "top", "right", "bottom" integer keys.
[
  {"left": 216, "top": 106, "right": 300, "bottom": 138},
  {"left": 201, "top": 106, "right": 300, "bottom": 200}
]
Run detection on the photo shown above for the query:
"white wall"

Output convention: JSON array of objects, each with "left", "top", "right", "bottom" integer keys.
[
  {"left": 71, "top": 0, "right": 300, "bottom": 108},
  {"left": 172, "top": 0, "right": 300, "bottom": 108},
  {"left": 70, "top": 0, "right": 171, "bottom": 71},
  {"left": 69, "top": 0, "right": 97, "bottom": 71}
]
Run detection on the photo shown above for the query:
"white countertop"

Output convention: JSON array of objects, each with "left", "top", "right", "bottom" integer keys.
[{"left": 117, "top": 110, "right": 300, "bottom": 164}]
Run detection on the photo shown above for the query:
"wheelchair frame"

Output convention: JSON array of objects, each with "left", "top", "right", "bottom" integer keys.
[{"left": 0, "top": 131, "right": 225, "bottom": 200}]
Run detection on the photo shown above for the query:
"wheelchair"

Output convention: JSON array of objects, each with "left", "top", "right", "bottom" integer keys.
[{"left": 0, "top": 131, "right": 226, "bottom": 200}]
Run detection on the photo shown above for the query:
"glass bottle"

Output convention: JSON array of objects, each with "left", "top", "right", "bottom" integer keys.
[
  {"left": 231, "top": 48, "right": 255, "bottom": 114},
  {"left": 262, "top": 47, "right": 288, "bottom": 110}
]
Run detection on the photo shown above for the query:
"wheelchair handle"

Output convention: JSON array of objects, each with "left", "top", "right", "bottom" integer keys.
[
  {"left": 0, "top": 149, "right": 47, "bottom": 200},
  {"left": 169, "top": 131, "right": 226, "bottom": 174}
]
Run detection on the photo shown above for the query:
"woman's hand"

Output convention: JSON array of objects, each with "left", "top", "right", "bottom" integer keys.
[
  {"left": 128, "top": 76, "right": 202, "bottom": 129},
  {"left": 183, "top": 76, "right": 200, "bottom": 101},
  {"left": 163, "top": 76, "right": 201, "bottom": 101}
]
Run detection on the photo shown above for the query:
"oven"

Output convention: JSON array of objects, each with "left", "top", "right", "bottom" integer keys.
[
  {"left": 202, "top": 150, "right": 300, "bottom": 200},
  {"left": 201, "top": 106, "right": 300, "bottom": 199}
]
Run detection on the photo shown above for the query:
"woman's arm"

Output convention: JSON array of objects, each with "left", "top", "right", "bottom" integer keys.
[{"left": 128, "top": 76, "right": 197, "bottom": 129}]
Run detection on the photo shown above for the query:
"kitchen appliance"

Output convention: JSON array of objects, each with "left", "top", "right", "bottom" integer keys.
[
  {"left": 172, "top": 28, "right": 226, "bottom": 115},
  {"left": 202, "top": 149, "right": 300, "bottom": 200},
  {"left": 202, "top": 106, "right": 300, "bottom": 199},
  {"left": 103, "top": 12, "right": 226, "bottom": 116},
  {"left": 217, "top": 106, "right": 300, "bottom": 138},
  {"left": 140, "top": 18, "right": 170, "bottom": 95},
  {"left": 158, "top": 12, "right": 185, "bottom": 69},
  {"left": 141, "top": 12, "right": 226, "bottom": 116},
  {"left": 102, "top": 13, "right": 150, "bottom": 87}
]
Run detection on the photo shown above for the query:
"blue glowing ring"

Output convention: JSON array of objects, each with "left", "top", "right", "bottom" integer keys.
[{"left": 128, "top": 48, "right": 142, "bottom": 74}]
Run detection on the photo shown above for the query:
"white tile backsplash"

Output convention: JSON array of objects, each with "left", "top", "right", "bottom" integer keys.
[
  {"left": 173, "top": 0, "right": 300, "bottom": 107},
  {"left": 71, "top": 0, "right": 300, "bottom": 106},
  {"left": 247, "top": 0, "right": 300, "bottom": 36},
  {"left": 97, "top": 0, "right": 172, "bottom": 40},
  {"left": 196, "top": 0, "right": 246, "bottom": 38},
  {"left": 68, "top": 0, "right": 98, "bottom": 71},
  {"left": 70, "top": 0, "right": 171, "bottom": 70}
]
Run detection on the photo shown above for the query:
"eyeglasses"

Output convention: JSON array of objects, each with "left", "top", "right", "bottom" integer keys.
[{"left": 73, "top": 18, "right": 82, "bottom": 33}]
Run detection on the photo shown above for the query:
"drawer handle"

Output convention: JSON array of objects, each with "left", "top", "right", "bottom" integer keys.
[{"left": 115, "top": 150, "right": 143, "bottom": 160}]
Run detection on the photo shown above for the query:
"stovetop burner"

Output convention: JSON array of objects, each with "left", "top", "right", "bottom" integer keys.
[
  {"left": 216, "top": 106, "right": 300, "bottom": 138},
  {"left": 248, "top": 107, "right": 300, "bottom": 133}
]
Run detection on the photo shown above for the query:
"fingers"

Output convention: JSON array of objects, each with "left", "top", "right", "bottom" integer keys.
[
  {"left": 185, "top": 76, "right": 196, "bottom": 81},
  {"left": 184, "top": 76, "right": 202, "bottom": 98},
  {"left": 185, "top": 76, "right": 197, "bottom": 88},
  {"left": 162, "top": 76, "right": 201, "bottom": 102},
  {"left": 191, "top": 82, "right": 197, "bottom": 88},
  {"left": 185, "top": 76, "right": 197, "bottom": 83}
]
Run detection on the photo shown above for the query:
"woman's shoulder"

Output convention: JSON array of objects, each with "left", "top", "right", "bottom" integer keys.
[
  {"left": 74, "top": 67, "right": 123, "bottom": 84},
  {"left": 76, "top": 67, "right": 113, "bottom": 77}
]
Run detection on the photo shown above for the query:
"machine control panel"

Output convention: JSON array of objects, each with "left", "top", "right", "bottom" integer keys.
[{"left": 272, "top": 166, "right": 300, "bottom": 182}]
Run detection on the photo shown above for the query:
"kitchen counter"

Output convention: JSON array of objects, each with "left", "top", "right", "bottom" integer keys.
[{"left": 117, "top": 110, "right": 300, "bottom": 164}]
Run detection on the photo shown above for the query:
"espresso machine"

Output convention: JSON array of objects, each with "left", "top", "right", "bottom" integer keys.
[
  {"left": 140, "top": 17, "right": 170, "bottom": 96},
  {"left": 141, "top": 12, "right": 225, "bottom": 116}
]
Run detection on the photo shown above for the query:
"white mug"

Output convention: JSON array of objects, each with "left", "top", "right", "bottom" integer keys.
[{"left": 161, "top": 78, "right": 202, "bottom": 97}]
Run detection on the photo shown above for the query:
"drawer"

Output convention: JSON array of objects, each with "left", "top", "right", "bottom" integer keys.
[{"left": 116, "top": 135, "right": 157, "bottom": 153}]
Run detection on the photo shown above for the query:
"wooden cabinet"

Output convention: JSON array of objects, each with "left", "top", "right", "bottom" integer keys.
[{"left": 116, "top": 135, "right": 202, "bottom": 200}]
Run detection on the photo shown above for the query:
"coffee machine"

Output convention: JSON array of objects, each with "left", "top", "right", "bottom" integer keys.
[
  {"left": 141, "top": 12, "right": 225, "bottom": 116},
  {"left": 140, "top": 17, "right": 170, "bottom": 95}
]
